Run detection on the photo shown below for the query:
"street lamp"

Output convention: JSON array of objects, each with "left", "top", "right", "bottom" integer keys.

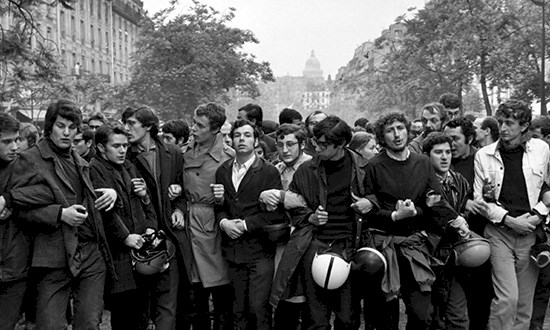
[{"left": 532, "top": 0, "right": 547, "bottom": 115}]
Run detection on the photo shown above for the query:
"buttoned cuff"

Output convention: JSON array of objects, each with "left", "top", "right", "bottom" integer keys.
[{"left": 533, "top": 201, "right": 550, "bottom": 217}]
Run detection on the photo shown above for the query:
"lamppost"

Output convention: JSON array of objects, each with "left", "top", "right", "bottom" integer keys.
[{"left": 532, "top": 0, "right": 547, "bottom": 115}]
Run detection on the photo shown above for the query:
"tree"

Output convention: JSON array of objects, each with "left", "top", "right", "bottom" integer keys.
[{"left": 127, "top": 1, "right": 274, "bottom": 120}]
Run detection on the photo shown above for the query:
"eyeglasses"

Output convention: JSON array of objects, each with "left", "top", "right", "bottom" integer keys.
[
  {"left": 311, "top": 138, "right": 329, "bottom": 150},
  {"left": 276, "top": 141, "right": 299, "bottom": 149}
]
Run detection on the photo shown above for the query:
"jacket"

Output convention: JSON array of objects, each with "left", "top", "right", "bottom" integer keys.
[{"left": 473, "top": 138, "right": 550, "bottom": 223}]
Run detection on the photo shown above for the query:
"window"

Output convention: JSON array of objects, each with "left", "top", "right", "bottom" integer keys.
[
  {"left": 105, "top": 31, "right": 109, "bottom": 51},
  {"left": 98, "top": 27, "right": 102, "bottom": 49},
  {"left": 99, "top": 60, "right": 103, "bottom": 74},
  {"left": 60, "top": 11, "right": 66, "bottom": 38},
  {"left": 98, "top": 0, "right": 101, "bottom": 20},
  {"left": 90, "top": 0, "right": 94, "bottom": 16},
  {"left": 91, "top": 58, "right": 95, "bottom": 72},
  {"left": 80, "top": 20, "right": 85, "bottom": 43}
]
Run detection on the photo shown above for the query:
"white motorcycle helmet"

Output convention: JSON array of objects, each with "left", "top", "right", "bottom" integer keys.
[{"left": 311, "top": 252, "right": 351, "bottom": 290}]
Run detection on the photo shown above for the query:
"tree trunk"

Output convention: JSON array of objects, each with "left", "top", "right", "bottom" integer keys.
[{"left": 479, "top": 54, "right": 492, "bottom": 116}]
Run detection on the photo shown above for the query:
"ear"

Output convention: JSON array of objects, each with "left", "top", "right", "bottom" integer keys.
[
  {"left": 97, "top": 143, "right": 106, "bottom": 154},
  {"left": 300, "top": 141, "right": 306, "bottom": 151},
  {"left": 254, "top": 138, "right": 259, "bottom": 148},
  {"left": 85, "top": 140, "right": 93, "bottom": 148},
  {"left": 520, "top": 122, "right": 530, "bottom": 133}
]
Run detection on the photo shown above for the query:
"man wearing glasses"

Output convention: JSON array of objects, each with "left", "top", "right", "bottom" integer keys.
[{"left": 72, "top": 124, "right": 96, "bottom": 162}]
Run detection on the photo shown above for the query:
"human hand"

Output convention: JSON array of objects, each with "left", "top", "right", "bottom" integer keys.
[
  {"left": 220, "top": 219, "right": 244, "bottom": 239},
  {"left": 210, "top": 184, "right": 225, "bottom": 201},
  {"left": 168, "top": 184, "right": 182, "bottom": 201},
  {"left": 0, "top": 208, "right": 12, "bottom": 221},
  {"left": 450, "top": 215, "right": 470, "bottom": 238},
  {"left": 259, "top": 189, "right": 281, "bottom": 210},
  {"left": 171, "top": 209, "right": 185, "bottom": 229},
  {"left": 95, "top": 188, "right": 117, "bottom": 211},
  {"left": 505, "top": 213, "right": 536, "bottom": 235},
  {"left": 393, "top": 199, "right": 417, "bottom": 221},
  {"left": 465, "top": 199, "right": 486, "bottom": 215},
  {"left": 308, "top": 206, "right": 328, "bottom": 226},
  {"left": 351, "top": 192, "right": 373, "bottom": 214},
  {"left": 124, "top": 234, "right": 145, "bottom": 249},
  {"left": 131, "top": 178, "right": 147, "bottom": 198},
  {"left": 61, "top": 205, "right": 88, "bottom": 227}
]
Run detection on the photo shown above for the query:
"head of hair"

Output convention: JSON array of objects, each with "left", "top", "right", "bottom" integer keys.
[
  {"left": 79, "top": 124, "right": 95, "bottom": 143},
  {"left": 495, "top": 99, "right": 532, "bottom": 127},
  {"left": 0, "top": 113, "right": 20, "bottom": 137},
  {"left": 438, "top": 93, "right": 461, "bottom": 109},
  {"left": 19, "top": 122, "right": 37, "bottom": 147},
  {"left": 121, "top": 105, "right": 159, "bottom": 136},
  {"left": 256, "top": 140, "right": 268, "bottom": 156},
  {"left": 530, "top": 116, "right": 550, "bottom": 137},
  {"left": 95, "top": 125, "right": 127, "bottom": 147},
  {"left": 238, "top": 104, "right": 263, "bottom": 127},
  {"left": 88, "top": 113, "right": 107, "bottom": 125},
  {"left": 276, "top": 124, "right": 307, "bottom": 144},
  {"left": 481, "top": 116, "right": 500, "bottom": 141},
  {"left": 348, "top": 132, "right": 375, "bottom": 152},
  {"left": 444, "top": 116, "right": 476, "bottom": 142},
  {"left": 44, "top": 99, "right": 82, "bottom": 136},
  {"left": 262, "top": 120, "right": 279, "bottom": 135},
  {"left": 194, "top": 103, "right": 226, "bottom": 132},
  {"left": 374, "top": 112, "right": 409, "bottom": 149},
  {"left": 464, "top": 114, "right": 476, "bottom": 123},
  {"left": 162, "top": 119, "right": 190, "bottom": 143},
  {"left": 421, "top": 102, "right": 448, "bottom": 123},
  {"left": 305, "top": 111, "right": 326, "bottom": 127},
  {"left": 313, "top": 115, "right": 353, "bottom": 147},
  {"left": 230, "top": 119, "right": 260, "bottom": 139},
  {"left": 354, "top": 117, "right": 369, "bottom": 128},
  {"left": 422, "top": 132, "right": 453, "bottom": 155},
  {"left": 279, "top": 108, "right": 302, "bottom": 125}
]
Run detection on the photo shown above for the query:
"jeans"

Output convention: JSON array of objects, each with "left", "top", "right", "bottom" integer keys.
[
  {"left": 0, "top": 278, "right": 27, "bottom": 330},
  {"left": 151, "top": 258, "right": 179, "bottom": 330},
  {"left": 35, "top": 247, "right": 106, "bottom": 330},
  {"left": 485, "top": 224, "right": 539, "bottom": 330},
  {"left": 189, "top": 283, "right": 233, "bottom": 330}
]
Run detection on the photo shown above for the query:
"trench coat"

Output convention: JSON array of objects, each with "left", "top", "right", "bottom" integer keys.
[{"left": 183, "top": 134, "right": 234, "bottom": 287}]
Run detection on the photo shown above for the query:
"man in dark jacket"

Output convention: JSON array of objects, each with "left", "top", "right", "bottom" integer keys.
[
  {"left": 215, "top": 119, "right": 285, "bottom": 330},
  {"left": 123, "top": 105, "right": 194, "bottom": 330},
  {"left": 7, "top": 100, "right": 117, "bottom": 330},
  {"left": 90, "top": 125, "right": 157, "bottom": 330}
]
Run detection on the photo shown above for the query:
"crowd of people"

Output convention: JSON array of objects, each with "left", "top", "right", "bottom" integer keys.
[{"left": 0, "top": 93, "right": 550, "bottom": 330}]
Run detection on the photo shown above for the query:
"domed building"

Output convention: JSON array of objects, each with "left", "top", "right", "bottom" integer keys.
[
  {"left": 303, "top": 50, "right": 325, "bottom": 85},
  {"left": 301, "top": 50, "right": 331, "bottom": 111}
]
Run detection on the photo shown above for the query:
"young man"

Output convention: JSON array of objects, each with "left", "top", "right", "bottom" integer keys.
[
  {"left": 474, "top": 116, "right": 499, "bottom": 148},
  {"left": 410, "top": 118, "right": 424, "bottom": 140},
  {"left": 237, "top": 103, "right": 277, "bottom": 158},
  {"left": 474, "top": 99, "right": 550, "bottom": 330},
  {"left": 89, "top": 125, "right": 156, "bottom": 330},
  {"left": 162, "top": 119, "right": 190, "bottom": 153},
  {"left": 183, "top": 103, "right": 234, "bottom": 330},
  {"left": 215, "top": 119, "right": 284, "bottom": 330},
  {"left": 443, "top": 117, "right": 477, "bottom": 187},
  {"left": 439, "top": 92, "right": 462, "bottom": 120},
  {"left": 409, "top": 102, "right": 449, "bottom": 153},
  {"left": 283, "top": 116, "right": 373, "bottom": 329},
  {"left": 303, "top": 111, "right": 328, "bottom": 156},
  {"left": 7, "top": 99, "right": 117, "bottom": 329},
  {"left": 364, "top": 112, "right": 457, "bottom": 330},
  {"left": 87, "top": 113, "right": 107, "bottom": 132},
  {"left": 72, "top": 124, "right": 96, "bottom": 162},
  {"left": 123, "top": 105, "right": 194, "bottom": 330}
]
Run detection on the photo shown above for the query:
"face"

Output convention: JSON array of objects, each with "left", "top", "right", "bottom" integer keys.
[
  {"left": 313, "top": 135, "right": 342, "bottom": 161},
  {"left": 429, "top": 142, "right": 452, "bottom": 175},
  {"left": 88, "top": 119, "right": 104, "bottom": 132},
  {"left": 447, "top": 108, "right": 461, "bottom": 120},
  {"left": 383, "top": 120, "right": 408, "bottom": 152},
  {"left": 307, "top": 113, "right": 328, "bottom": 136},
  {"left": 16, "top": 137, "right": 29, "bottom": 154},
  {"left": 72, "top": 133, "right": 90, "bottom": 156},
  {"left": 292, "top": 119, "right": 304, "bottom": 128},
  {"left": 162, "top": 132, "right": 178, "bottom": 145},
  {"left": 237, "top": 110, "right": 256, "bottom": 126},
  {"left": 100, "top": 133, "right": 128, "bottom": 165},
  {"left": 410, "top": 121, "right": 423, "bottom": 138},
  {"left": 0, "top": 132, "right": 19, "bottom": 162},
  {"left": 497, "top": 115, "right": 528, "bottom": 144},
  {"left": 124, "top": 115, "right": 149, "bottom": 144},
  {"left": 443, "top": 126, "right": 470, "bottom": 159},
  {"left": 232, "top": 124, "right": 257, "bottom": 156},
  {"left": 192, "top": 115, "right": 216, "bottom": 145},
  {"left": 277, "top": 133, "right": 302, "bottom": 165},
  {"left": 50, "top": 116, "right": 78, "bottom": 149},
  {"left": 422, "top": 110, "right": 443, "bottom": 133},
  {"left": 358, "top": 139, "right": 378, "bottom": 160},
  {"left": 474, "top": 118, "right": 486, "bottom": 142},
  {"left": 220, "top": 122, "right": 232, "bottom": 147},
  {"left": 530, "top": 128, "right": 544, "bottom": 139}
]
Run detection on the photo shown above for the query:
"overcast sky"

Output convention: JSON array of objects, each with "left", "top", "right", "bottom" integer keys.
[{"left": 141, "top": 0, "right": 427, "bottom": 78}]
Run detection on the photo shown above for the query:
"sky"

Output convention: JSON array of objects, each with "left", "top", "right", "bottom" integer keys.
[{"left": 141, "top": 0, "right": 427, "bottom": 79}]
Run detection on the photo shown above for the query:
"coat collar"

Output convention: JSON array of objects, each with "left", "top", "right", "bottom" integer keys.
[{"left": 188, "top": 133, "right": 226, "bottom": 162}]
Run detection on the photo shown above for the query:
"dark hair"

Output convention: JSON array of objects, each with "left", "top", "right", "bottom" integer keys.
[
  {"left": 481, "top": 117, "right": 500, "bottom": 141},
  {"left": 238, "top": 104, "right": 263, "bottom": 127},
  {"left": 279, "top": 108, "right": 302, "bottom": 125},
  {"left": 95, "top": 125, "right": 127, "bottom": 147},
  {"left": 19, "top": 122, "right": 37, "bottom": 147},
  {"left": 444, "top": 116, "right": 475, "bottom": 143},
  {"left": 423, "top": 132, "right": 453, "bottom": 155},
  {"left": 374, "top": 112, "right": 409, "bottom": 149},
  {"left": 530, "top": 116, "right": 550, "bottom": 137},
  {"left": 0, "top": 113, "right": 20, "bottom": 137},
  {"left": 88, "top": 113, "right": 107, "bottom": 125},
  {"left": 438, "top": 93, "right": 461, "bottom": 109},
  {"left": 121, "top": 105, "right": 159, "bottom": 136},
  {"left": 276, "top": 124, "right": 307, "bottom": 144},
  {"left": 162, "top": 119, "right": 190, "bottom": 143},
  {"left": 313, "top": 115, "right": 353, "bottom": 147},
  {"left": 412, "top": 118, "right": 423, "bottom": 124},
  {"left": 262, "top": 120, "right": 279, "bottom": 135},
  {"left": 195, "top": 103, "right": 226, "bottom": 132},
  {"left": 348, "top": 132, "right": 375, "bottom": 152},
  {"left": 44, "top": 99, "right": 82, "bottom": 136},
  {"left": 421, "top": 102, "right": 448, "bottom": 123},
  {"left": 256, "top": 140, "right": 268, "bottom": 156},
  {"left": 79, "top": 124, "right": 95, "bottom": 143},
  {"left": 495, "top": 99, "right": 532, "bottom": 126},
  {"left": 230, "top": 119, "right": 260, "bottom": 139},
  {"left": 354, "top": 117, "right": 369, "bottom": 128}
]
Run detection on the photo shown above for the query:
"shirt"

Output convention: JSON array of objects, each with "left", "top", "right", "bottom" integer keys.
[
  {"left": 275, "top": 153, "right": 312, "bottom": 190},
  {"left": 232, "top": 154, "right": 256, "bottom": 191}
]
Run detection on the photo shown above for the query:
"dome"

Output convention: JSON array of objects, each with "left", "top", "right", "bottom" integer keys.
[{"left": 303, "top": 50, "right": 324, "bottom": 81}]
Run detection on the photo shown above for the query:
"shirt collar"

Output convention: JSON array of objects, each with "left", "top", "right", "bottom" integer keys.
[
  {"left": 496, "top": 135, "right": 528, "bottom": 152},
  {"left": 277, "top": 153, "right": 312, "bottom": 172},
  {"left": 233, "top": 154, "right": 256, "bottom": 171},
  {"left": 386, "top": 148, "right": 410, "bottom": 161},
  {"left": 136, "top": 140, "right": 157, "bottom": 153}
]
